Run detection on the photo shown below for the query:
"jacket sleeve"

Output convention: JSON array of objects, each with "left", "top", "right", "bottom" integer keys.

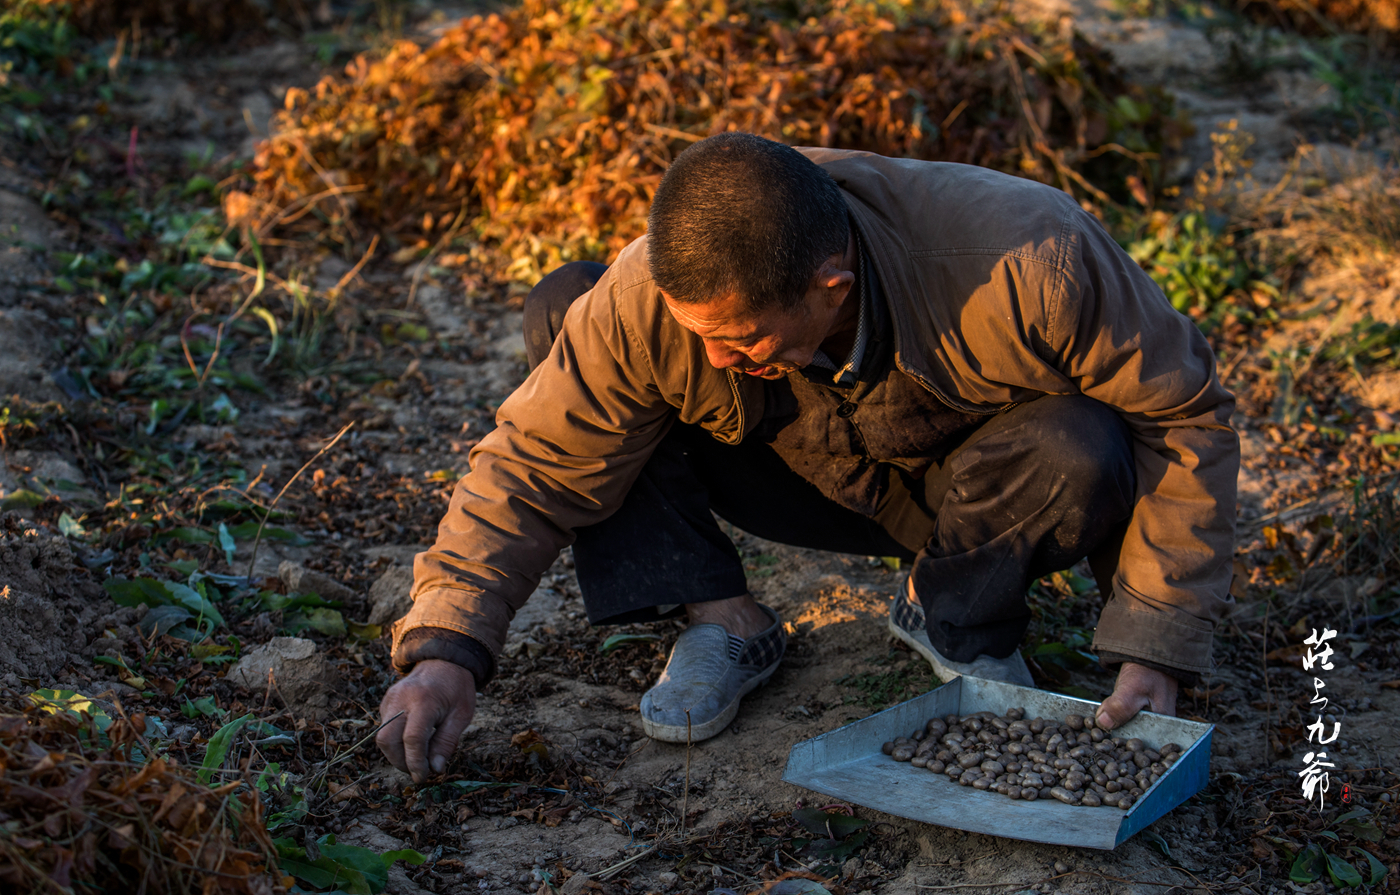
[
  {"left": 1055, "top": 210, "right": 1239, "bottom": 677},
  {"left": 392, "top": 264, "right": 675, "bottom": 669}
]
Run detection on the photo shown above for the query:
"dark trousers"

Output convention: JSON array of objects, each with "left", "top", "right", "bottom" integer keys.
[{"left": 526, "top": 262, "right": 1135, "bottom": 662}]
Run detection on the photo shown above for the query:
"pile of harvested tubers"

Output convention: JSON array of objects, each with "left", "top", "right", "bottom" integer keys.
[{"left": 881, "top": 708, "right": 1184, "bottom": 809}]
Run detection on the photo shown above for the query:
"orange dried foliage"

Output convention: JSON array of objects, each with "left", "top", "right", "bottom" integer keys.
[
  {"left": 0, "top": 706, "right": 279, "bottom": 895},
  {"left": 250, "top": 0, "right": 1179, "bottom": 278},
  {"left": 1236, "top": 0, "right": 1400, "bottom": 37}
]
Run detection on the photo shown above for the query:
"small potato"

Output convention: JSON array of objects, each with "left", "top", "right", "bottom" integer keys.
[
  {"left": 1039, "top": 786, "right": 1054, "bottom": 800},
  {"left": 1105, "top": 781, "right": 1121, "bottom": 793},
  {"left": 1133, "top": 751, "right": 1152, "bottom": 769},
  {"left": 911, "top": 755, "right": 928, "bottom": 768},
  {"left": 1125, "top": 738, "right": 1145, "bottom": 753},
  {"left": 892, "top": 744, "right": 916, "bottom": 761},
  {"left": 1020, "top": 786, "right": 1038, "bottom": 800},
  {"left": 1028, "top": 719, "right": 1046, "bottom": 733},
  {"left": 971, "top": 777, "right": 991, "bottom": 790},
  {"left": 1050, "top": 787, "right": 1078, "bottom": 805},
  {"left": 957, "top": 752, "right": 983, "bottom": 769},
  {"left": 1089, "top": 728, "right": 1105, "bottom": 743},
  {"left": 1161, "top": 743, "right": 1182, "bottom": 755},
  {"left": 1065, "top": 774, "right": 1086, "bottom": 792},
  {"left": 882, "top": 741, "right": 895, "bottom": 755},
  {"left": 1065, "top": 714, "right": 1084, "bottom": 731},
  {"left": 1080, "top": 790, "right": 1102, "bottom": 807},
  {"left": 1118, "top": 794, "right": 1136, "bottom": 809},
  {"left": 980, "top": 760, "right": 1006, "bottom": 775},
  {"left": 926, "top": 719, "right": 948, "bottom": 737},
  {"left": 1093, "top": 773, "right": 1108, "bottom": 786},
  {"left": 991, "top": 717, "right": 1010, "bottom": 731},
  {"left": 926, "top": 760, "right": 946, "bottom": 774}
]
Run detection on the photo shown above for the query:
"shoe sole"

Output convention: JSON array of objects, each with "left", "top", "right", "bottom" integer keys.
[
  {"left": 640, "top": 658, "right": 783, "bottom": 743},
  {"left": 886, "top": 612, "right": 960, "bottom": 683},
  {"left": 887, "top": 611, "right": 1036, "bottom": 688}
]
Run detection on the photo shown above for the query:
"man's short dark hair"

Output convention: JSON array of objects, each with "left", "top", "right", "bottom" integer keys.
[{"left": 647, "top": 133, "right": 850, "bottom": 312}]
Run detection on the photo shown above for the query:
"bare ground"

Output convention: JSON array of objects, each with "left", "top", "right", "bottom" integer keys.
[{"left": 0, "top": 2, "right": 1397, "bottom": 894}]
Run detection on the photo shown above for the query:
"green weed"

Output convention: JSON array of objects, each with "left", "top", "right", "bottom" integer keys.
[
  {"left": 836, "top": 651, "right": 939, "bottom": 710},
  {"left": 1302, "top": 36, "right": 1400, "bottom": 132},
  {"left": 1120, "top": 209, "right": 1265, "bottom": 327}
]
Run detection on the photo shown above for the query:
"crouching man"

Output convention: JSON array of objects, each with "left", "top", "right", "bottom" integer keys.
[{"left": 376, "top": 133, "right": 1238, "bottom": 782}]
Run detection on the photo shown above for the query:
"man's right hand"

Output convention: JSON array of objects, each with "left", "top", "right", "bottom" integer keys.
[{"left": 376, "top": 659, "right": 477, "bottom": 784}]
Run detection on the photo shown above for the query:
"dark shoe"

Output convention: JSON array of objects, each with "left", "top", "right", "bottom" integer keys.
[{"left": 888, "top": 580, "right": 1034, "bottom": 687}]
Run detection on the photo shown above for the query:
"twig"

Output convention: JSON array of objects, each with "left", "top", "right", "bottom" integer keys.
[
  {"left": 327, "top": 233, "right": 379, "bottom": 303},
  {"left": 595, "top": 843, "right": 659, "bottom": 881},
  {"left": 1261, "top": 598, "right": 1273, "bottom": 766},
  {"left": 917, "top": 870, "right": 1206, "bottom": 891},
  {"left": 405, "top": 201, "right": 468, "bottom": 310},
  {"left": 245, "top": 421, "right": 353, "bottom": 579},
  {"left": 305, "top": 711, "right": 403, "bottom": 796},
  {"left": 682, "top": 709, "right": 692, "bottom": 841}
]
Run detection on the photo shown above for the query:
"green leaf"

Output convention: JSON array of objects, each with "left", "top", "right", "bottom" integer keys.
[
  {"left": 139, "top": 604, "right": 194, "bottom": 637},
  {"left": 28, "top": 689, "right": 113, "bottom": 734},
  {"left": 0, "top": 488, "right": 45, "bottom": 510},
  {"left": 348, "top": 621, "right": 382, "bottom": 642},
  {"left": 599, "top": 633, "right": 660, "bottom": 654},
  {"left": 225, "top": 520, "right": 310, "bottom": 544},
  {"left": 1351, "top": 847, "right": 1389, "bottom": 886},
  {"left": 199, "top": 713, "right": 253, "bottom": 784},
  {"left": 251, "top": 306, "right": 280, "bottom": 366},
  {"left": 792, "top": 807, "right": 869, "bottom": 840},
  {"left": 57, "top": 512, "right": 86, "bottom": 537},
  {"left": 218, "top": 522, "right": 236, "bottom": 566},
  {"left": 261, "top": 590, "right": 341, "bottom": 611},
  {"left": 1326, "top": 851, "right": 1363, "bottom": 888},
  {"left": 1141, "top": 830, "right": 1173, "bottom": 860},
  {"left": 1290, "top": 843, "right": 1326, "bottom": 884},
  {"left": 303, "top": 607, "right": 346, "bottom": 637},
  {"left": 191, "top": 643, "right": 231, "bottom": 661},
  {"left": 181, "top": 695, "right": 222, "bottom": 718}
]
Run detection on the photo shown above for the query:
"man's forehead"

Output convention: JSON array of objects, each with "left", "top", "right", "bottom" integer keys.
[{"left": 662, "top": 292, "right": 768, "bottom": 337}]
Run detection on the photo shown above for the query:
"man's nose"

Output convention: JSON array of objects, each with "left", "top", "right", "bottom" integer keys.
[{"left": 702, "top": 339, "right": 745, "bottom": 369}]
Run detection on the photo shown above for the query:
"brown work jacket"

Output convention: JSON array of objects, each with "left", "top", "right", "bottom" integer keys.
[{"left": 395, "top": 149, "right": 1239, "bottom": 679}]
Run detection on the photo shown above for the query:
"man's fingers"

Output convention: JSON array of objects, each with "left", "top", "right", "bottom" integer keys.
[
  {"left": 1097, "top": 663, "right": 1178, "bottom": 730},
  {"left": 1095, "top": 689, "right": 1147, "bottom": 731},
  {"left": 400, "top": 705, "right": 442, "bottom": 784},
  {"left": 427, "top": 702, "right": 473, "bottom": 776},
  {"left": 375, "top": 699, "right": 410, "bottom": 773}
]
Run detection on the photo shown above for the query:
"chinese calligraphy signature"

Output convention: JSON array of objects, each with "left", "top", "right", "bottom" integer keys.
[{"left": 1297, "top": 626, "right": 1340, "bottom": 810}]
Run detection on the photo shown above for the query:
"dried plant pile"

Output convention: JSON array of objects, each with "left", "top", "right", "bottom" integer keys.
[
  {"left": 0, "top": 697, "right": 278, "bottom": 895},
  {"left": 248, "top": 0, "right": 1178, "bottom": 278}
]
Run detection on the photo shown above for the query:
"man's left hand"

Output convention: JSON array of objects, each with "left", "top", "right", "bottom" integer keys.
[{"left": 1095, "top": 662, "right": 1177, "bottom": 730}]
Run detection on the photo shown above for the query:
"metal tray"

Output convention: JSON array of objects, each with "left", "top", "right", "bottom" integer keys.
[{"left": 782, "top": 675, "right": 1213, "bottom": 849}]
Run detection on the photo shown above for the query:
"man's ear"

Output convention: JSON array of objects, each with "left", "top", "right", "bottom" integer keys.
[{"left": 819, "top": 262, "right": 856, "bottom": 310}]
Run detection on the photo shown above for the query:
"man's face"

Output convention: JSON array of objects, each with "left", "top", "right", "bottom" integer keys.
[{"left": 661, "top": 256, "right": 854, "bottom": 380}]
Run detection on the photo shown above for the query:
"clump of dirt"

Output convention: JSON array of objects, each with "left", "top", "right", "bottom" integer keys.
[{"left": 0, "top": 512, "right": 126, "bottom": 681}]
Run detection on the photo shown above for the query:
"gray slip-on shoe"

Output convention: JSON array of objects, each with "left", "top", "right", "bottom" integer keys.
[
  {"left": 640, "top": 604, "right": 785, "bottom": 743},
  {"left": 888, "top": 581, "right": 1035, "bottom": 688}
]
